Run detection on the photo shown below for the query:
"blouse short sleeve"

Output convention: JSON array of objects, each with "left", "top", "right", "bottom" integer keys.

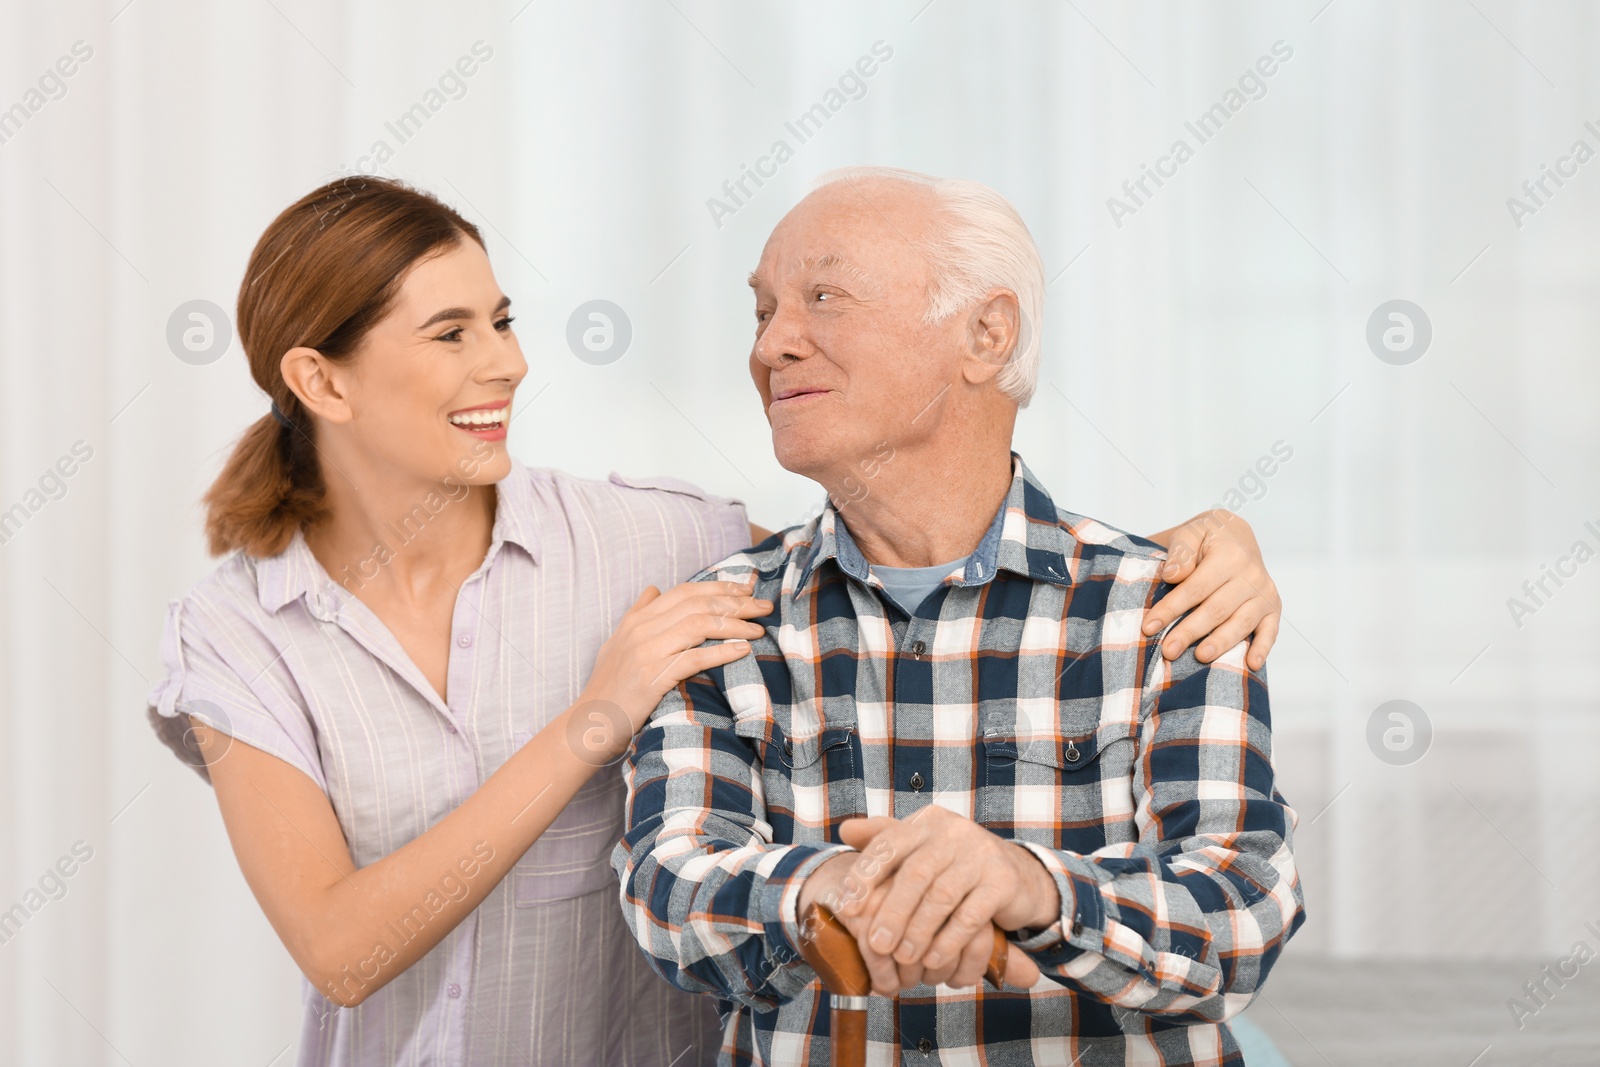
[
  {"left": 603, "top": 471, "right": 752, "bottom": 574},
  {"left": 145, "top": 595, "right": 326, "bottom": 792}
]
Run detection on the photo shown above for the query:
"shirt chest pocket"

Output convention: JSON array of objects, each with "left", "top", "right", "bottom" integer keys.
[
  {"left": 740, "top": 722, "right": 865, "bottom": 843},
  {"left": 980, "top": 721, "right": 1141, "bottom": 851}
]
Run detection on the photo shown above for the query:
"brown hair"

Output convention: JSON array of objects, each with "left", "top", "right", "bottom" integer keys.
[{"left": 203, "top": 176, "right": 484, "bottom": 558}]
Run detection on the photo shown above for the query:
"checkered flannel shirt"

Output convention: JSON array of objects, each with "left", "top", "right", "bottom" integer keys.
[{"left": 612, "top": 453, "right": 1305, "bottom": 1066}]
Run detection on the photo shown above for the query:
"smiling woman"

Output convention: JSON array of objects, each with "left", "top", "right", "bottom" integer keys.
[
  {"left": 202, "top": 177, "right": 494, "bottom": 559},
  {"left": 149, "top": 175, "right": 770, "bottom": 1066}
]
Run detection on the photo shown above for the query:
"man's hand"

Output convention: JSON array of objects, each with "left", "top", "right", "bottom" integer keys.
[
  {"left": 1143, "top": 509, "right": 1281, "bottom": 670},
  {"left": 795, "top": 847, "right": 906, "bottom": 994},
  {"left": 796, "top": 809, "right": 1051, "bottom": 995}
]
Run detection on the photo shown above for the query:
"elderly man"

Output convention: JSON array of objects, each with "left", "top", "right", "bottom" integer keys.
[{"left": 612, "top": 167, "right": 1304, "bottom": 1066}]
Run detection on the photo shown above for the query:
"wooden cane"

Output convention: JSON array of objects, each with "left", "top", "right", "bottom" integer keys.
[{"left": 797, "top": 903, "right": 1010, "bottom": 1067}]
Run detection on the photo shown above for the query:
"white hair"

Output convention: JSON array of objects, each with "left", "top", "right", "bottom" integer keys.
[{"left": 810, "top": 166, "right": 1045, "bottom": 406}]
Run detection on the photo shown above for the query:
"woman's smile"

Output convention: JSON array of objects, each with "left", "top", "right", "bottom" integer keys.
[{"left": 446, "top": 399, "right": 510, "bottom": 441}]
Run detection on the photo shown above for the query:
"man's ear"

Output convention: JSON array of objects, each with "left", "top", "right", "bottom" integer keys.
[
  {"left": 961, "top": 291, "right": 1021, "bottom": 386},
  {"left": 280, "top": 347, "right": 354, "bottom": 425}
]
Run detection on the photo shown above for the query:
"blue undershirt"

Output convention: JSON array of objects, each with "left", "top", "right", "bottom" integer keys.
[{"left": 870, "top": 555, "right": 971, "bottom": 616}]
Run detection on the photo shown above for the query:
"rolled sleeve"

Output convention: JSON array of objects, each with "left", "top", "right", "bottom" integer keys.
[
  {"left": 1013, "top": 639, "right": 1305, "bottom": 1023},
  {"left": 145, "top": 596, "right": 325, "bottom": 791},
  {"left": 611, "top": 669, "right": 848, "bottom": 1011}
]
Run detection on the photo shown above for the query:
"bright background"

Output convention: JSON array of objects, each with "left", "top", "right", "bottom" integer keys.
[{"left": 1, "top": 1, "right": 1597, "bottom": 1064}]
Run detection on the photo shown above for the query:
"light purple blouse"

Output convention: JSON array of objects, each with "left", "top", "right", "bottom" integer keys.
[{"left": 145, "top": 459, "right": 749, "bottom": 1067}]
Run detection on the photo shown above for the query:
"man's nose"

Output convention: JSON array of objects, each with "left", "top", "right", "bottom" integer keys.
[{"left": 753, "top": 303, "right": 813, "bottom": 369}]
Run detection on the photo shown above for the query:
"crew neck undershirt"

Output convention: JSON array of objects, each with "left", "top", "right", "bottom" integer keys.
[{"left": 869, "top": 555, "right": 970, "bottom": 616}]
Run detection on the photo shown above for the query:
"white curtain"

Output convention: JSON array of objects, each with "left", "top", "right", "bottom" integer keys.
[{"left": 2, "top": 1, "right": 1595, "bottom": 1062}]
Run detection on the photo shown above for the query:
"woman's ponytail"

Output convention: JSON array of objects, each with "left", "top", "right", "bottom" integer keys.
[
  {"left": 199, "top": 176, "right": 483, "bottom": 557},
  {"left": 202, "top": 406, "right": 323, "bottom": 558}
]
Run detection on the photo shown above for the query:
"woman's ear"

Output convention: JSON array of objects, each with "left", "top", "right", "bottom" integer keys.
[
  {"left": 961, "top": 291, "right": 1021, "bottom": 386},
  {"left": 280, "top": 347, "right": 354, "bottom": 424}
]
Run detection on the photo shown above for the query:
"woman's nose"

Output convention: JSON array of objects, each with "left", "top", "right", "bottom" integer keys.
[{"left": 482, "top": 333, "right": 528, "bottom": 384}]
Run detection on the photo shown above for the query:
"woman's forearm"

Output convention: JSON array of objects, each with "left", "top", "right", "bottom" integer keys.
[
  {"left": 305, "top": 702, "right": 611, "bottom": 1005},
  {"left": 206, "top": 583, "right": 764, "bottom": 1007}
]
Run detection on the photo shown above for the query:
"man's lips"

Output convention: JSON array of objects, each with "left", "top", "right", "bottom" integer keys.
[{"left": 770, "top": 387, "right": 830, "bottom": 404}]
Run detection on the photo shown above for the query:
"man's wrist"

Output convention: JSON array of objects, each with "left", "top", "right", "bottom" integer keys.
[
  {"left": 1011, "top": 842, "right": 1063, "bottom": 930},
  {"left": 796, "top": 851, "right": 856, "bottom": 918}
]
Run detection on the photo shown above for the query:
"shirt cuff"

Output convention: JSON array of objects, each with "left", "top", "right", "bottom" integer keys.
[
  {"left": 768, "top": 843, "right": 857, "bottom": 961},
  {"left": 1012, "top": 841, "right": 1104, "bottom": 964}
]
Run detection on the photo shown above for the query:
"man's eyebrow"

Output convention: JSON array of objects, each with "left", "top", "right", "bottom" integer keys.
[
  {"left": 749, "top": 254, "right": 874, "bottom": 291},
  {"left": 800, "top": 253, "right": 870, "bottom": 282},
  {"left": 418, "top": 295, "right": 512, "bottom": 330}
]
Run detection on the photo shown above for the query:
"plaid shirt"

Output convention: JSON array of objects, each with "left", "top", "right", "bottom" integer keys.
[{"left": 612, "top": 454, "right": 1304, "bottom": 1066}]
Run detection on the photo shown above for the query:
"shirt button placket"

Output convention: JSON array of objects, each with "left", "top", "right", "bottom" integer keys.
[{"left": 446, "top": 576, "right": 480, "bottom": 748}]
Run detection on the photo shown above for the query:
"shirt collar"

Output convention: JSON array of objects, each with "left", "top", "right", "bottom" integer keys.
[
  {"left": 254, "top": 527, "right": 324, "bottom": 615},
  {"left": 254, "top": 457, "right": 541, "bottom": 615},
  {"left": 490, "top": 456, "right": 541, "bottom": 561},
  {"left": 794, "top": 452, "right": 1077, "bottom": 594}
]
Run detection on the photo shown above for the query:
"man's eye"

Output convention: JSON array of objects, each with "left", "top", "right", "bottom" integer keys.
[{"left": 813, "top": 291, "right": 831, "bottom": 302}]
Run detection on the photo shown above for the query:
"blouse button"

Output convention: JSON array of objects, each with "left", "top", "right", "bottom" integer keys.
[
  {"left": 446, "top": 982, "right": 461, "bottom": 999},
  {"left": 909, "top": 772, "right": 925, "bottom": 792},
  {"left": 457, "top": 634, "right": 473, "bottom": 648}
]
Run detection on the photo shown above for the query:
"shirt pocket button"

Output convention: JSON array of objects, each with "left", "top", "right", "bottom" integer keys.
[{"left": 909, "top": 772, "right": 925, "bottom": 792}]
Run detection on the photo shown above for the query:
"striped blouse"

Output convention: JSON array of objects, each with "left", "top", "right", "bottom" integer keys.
[{"left": 145, "top": 458, "right": 749, "bottom": 1067}]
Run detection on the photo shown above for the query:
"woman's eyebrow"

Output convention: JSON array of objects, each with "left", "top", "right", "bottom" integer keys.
[{"left": 418, "top": 295, "right": 512, "bottom": 330}]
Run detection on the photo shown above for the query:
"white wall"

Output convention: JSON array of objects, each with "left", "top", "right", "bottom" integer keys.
[{"left": 1, "top": 1, "right": 1596, "bottom": 1063}]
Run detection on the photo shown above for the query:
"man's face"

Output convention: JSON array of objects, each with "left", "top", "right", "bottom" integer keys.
[{"left": 747, "top": 180, "right": 962, "bottom": 481}]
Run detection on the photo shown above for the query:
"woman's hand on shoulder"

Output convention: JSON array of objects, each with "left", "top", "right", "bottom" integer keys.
[
  {"left": 1142, "top": 509, "right": 1281, "bottom": 670},
  {"left": 581, "top": 578, "right": 771, "bottom": 735}
]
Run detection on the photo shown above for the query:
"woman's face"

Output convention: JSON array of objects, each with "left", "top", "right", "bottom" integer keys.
[{"left": 335, "top": 238, "right": 527, "bottom": 487}]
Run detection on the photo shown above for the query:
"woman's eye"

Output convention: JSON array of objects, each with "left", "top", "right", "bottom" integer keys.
[
  {"left": 436, "top": 327, "right": 464, "bottom": 342},
  {"left": 495, "top": 316, "right": 516, "bottom": 331}
]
